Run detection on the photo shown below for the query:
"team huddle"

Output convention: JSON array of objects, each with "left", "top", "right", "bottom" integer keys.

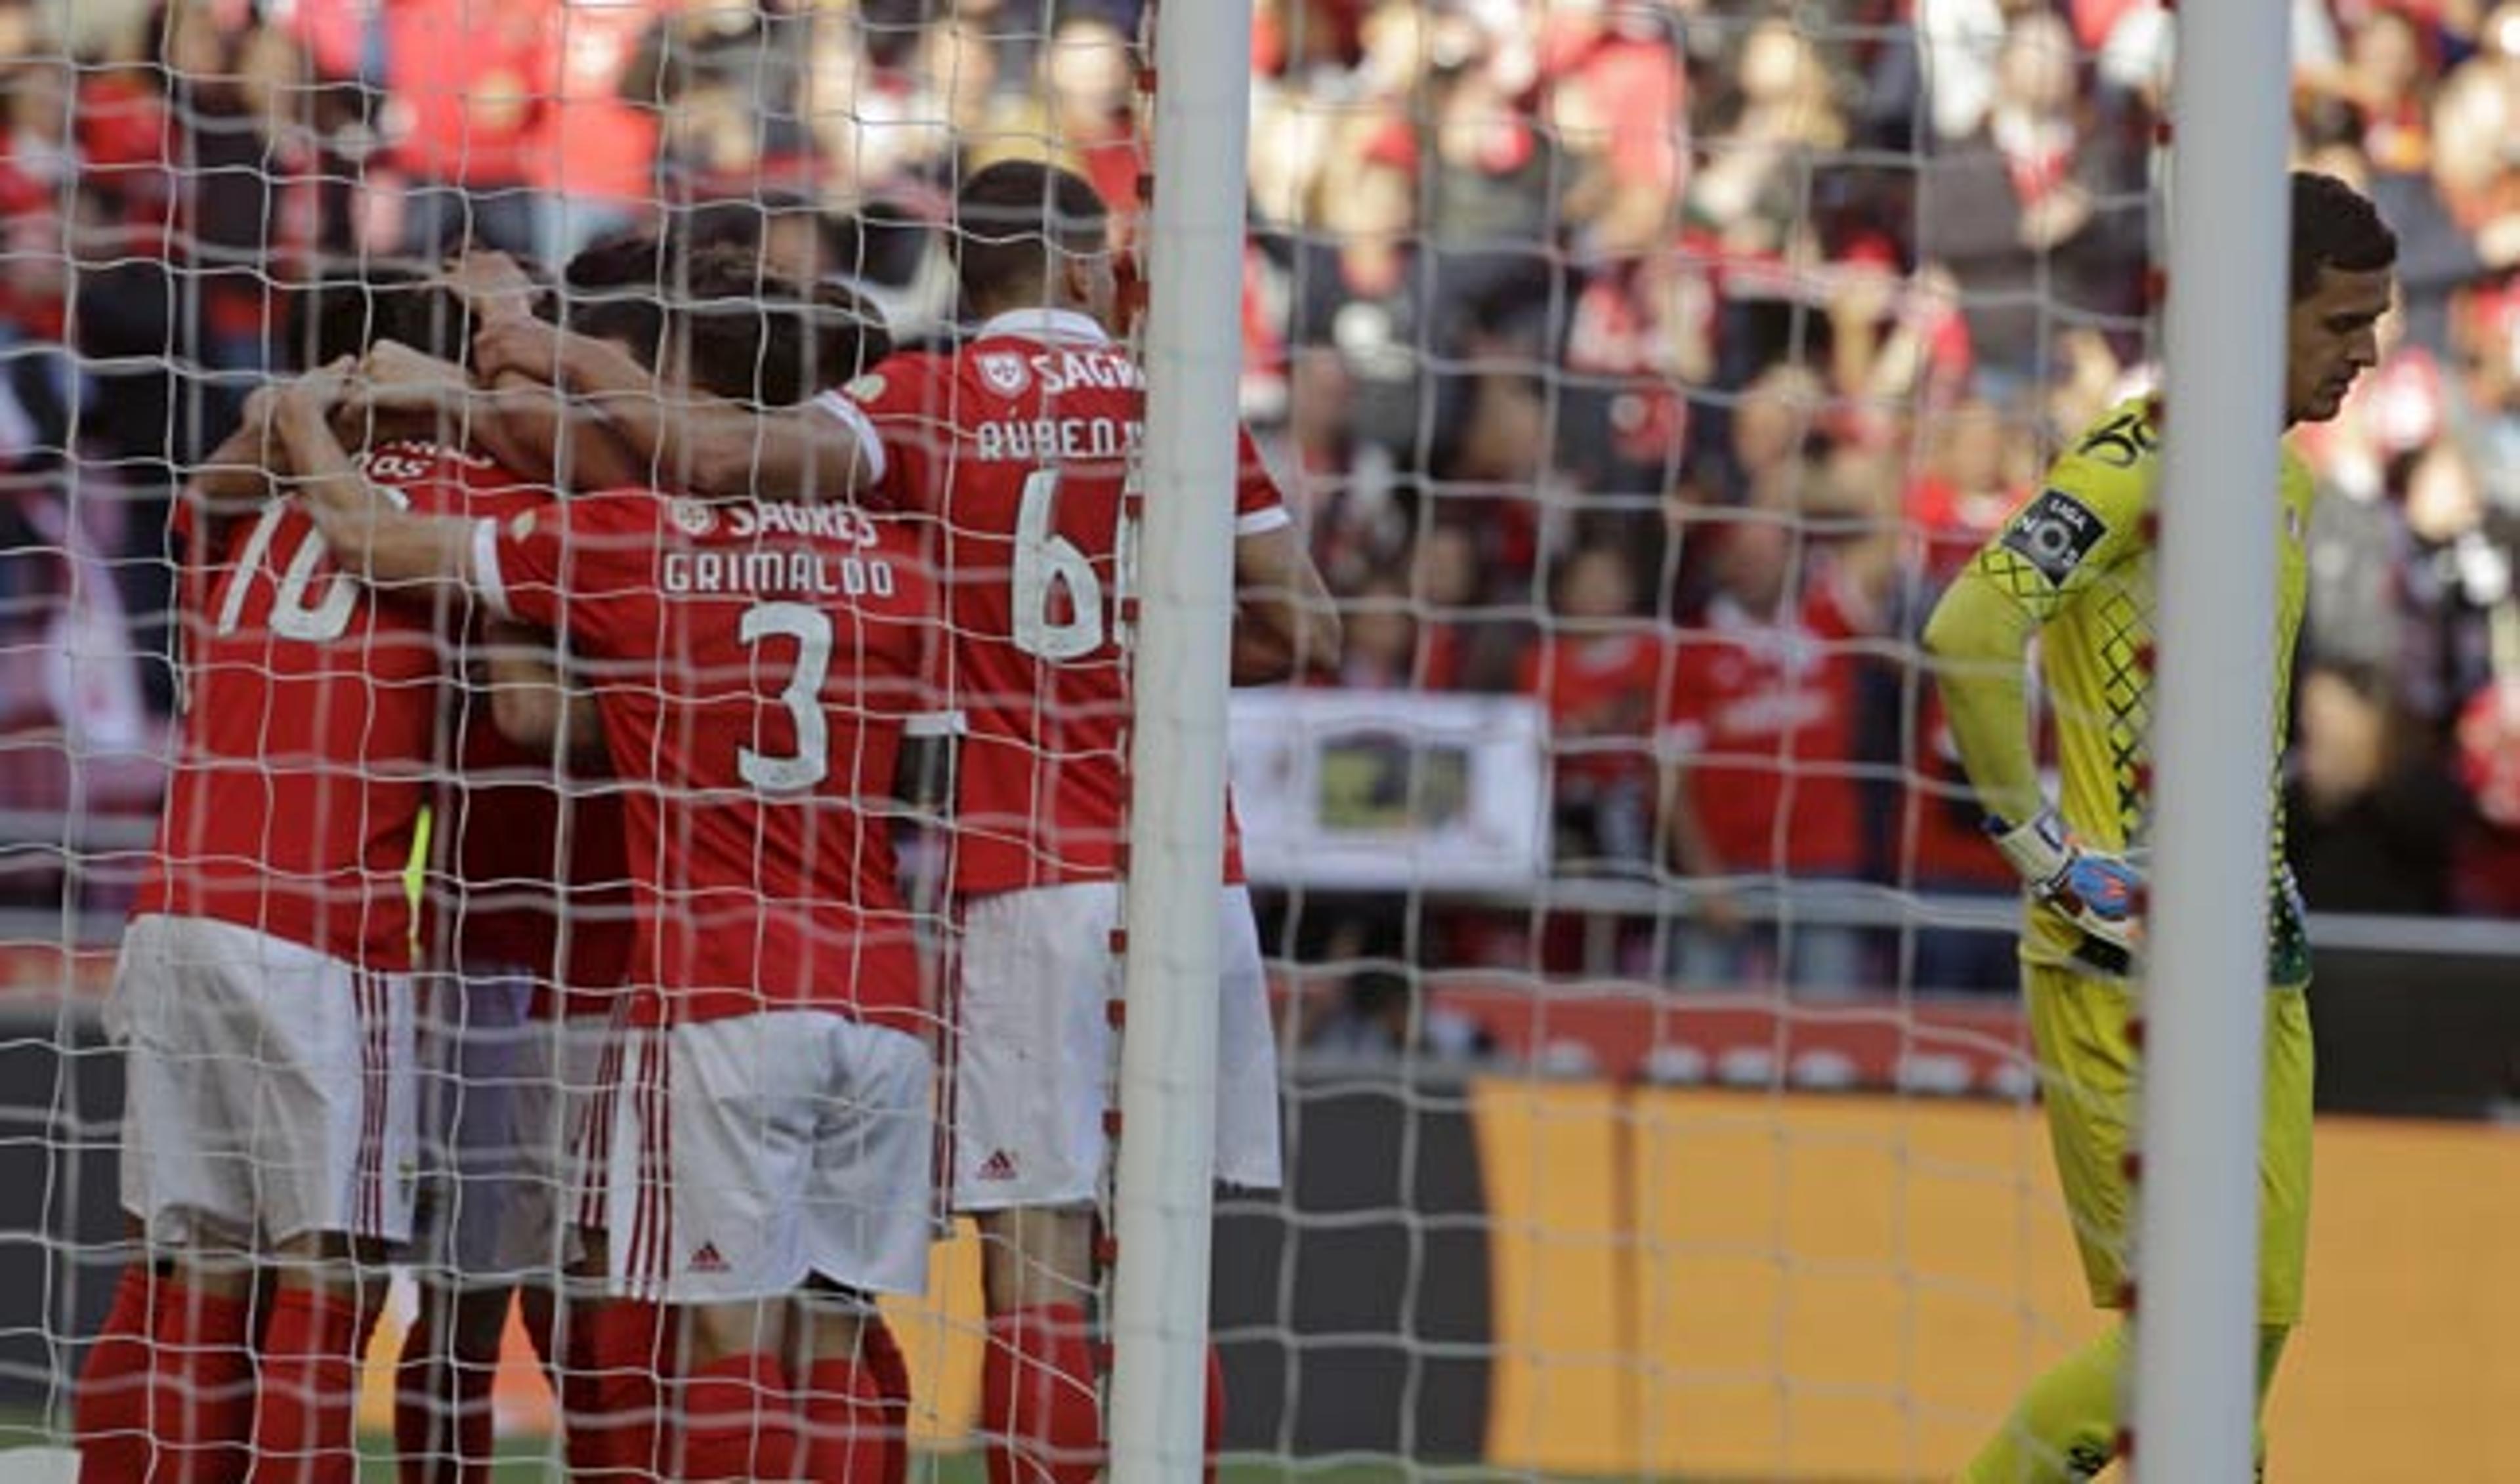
[
  {"left": 72, "top": 159, "right": 1338, "bottom": 1484},
  {"left": 68, "top": 146, "right": 2408, "bottom": 1484}
]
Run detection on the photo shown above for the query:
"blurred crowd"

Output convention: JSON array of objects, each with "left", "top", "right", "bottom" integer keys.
[{"left": 0, "top": 0, "right": 2516, "bottom": 993}]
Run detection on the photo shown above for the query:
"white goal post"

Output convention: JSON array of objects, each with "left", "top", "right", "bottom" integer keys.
[
  {"left": 1108, "top": 2, "right": 1261, "bottom": 1483},
  {"left": 2133, "top": 0, "right": 2297, "bottom": 1477}
]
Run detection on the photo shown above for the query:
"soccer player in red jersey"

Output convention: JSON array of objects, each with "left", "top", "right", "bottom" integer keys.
[
  {"left": 73, "top": 273, "right": 523, "bottom": 1484},
  {"left": 840, "top": 161, "right": 1341, "bottom": 1484},
  {"left": 297, "top": 248, "right": 939, "bottom": 1484},
  {"left": 415, "top": 236, "right": 925, "bottom": 1484}
]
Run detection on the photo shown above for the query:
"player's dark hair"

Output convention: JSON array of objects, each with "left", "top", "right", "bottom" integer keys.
[
  {"left": 2289, "top": 171, "right": 2397, "bottom": 303},
  {"left": 952, "top": 160, "right": 1110, "bottom": 315},
  {"left": 673, "top": 246, "right": 890, "bottom": 406},
  {"left": 558, "top": 231, "right": 674, "bottom": 362},
  {"left": 284, "top": 263, "right": 477, "bottom": 371},
  {"left": 551, "top": 234, "right": 890, "bottom": 403}
]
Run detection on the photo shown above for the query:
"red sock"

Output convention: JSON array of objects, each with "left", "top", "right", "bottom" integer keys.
[
  {"left": 562, "top": 1300, "right": 668, "bottom": 1483},
  {"left": 76, "top": 1267, "right": 255, "bottom": 1484},
  {"left": 393, "top": 1297, "right": 497, "bottom": 1484},
  {"left": 679, "top": 1352, "right": 799, "bottom": 1483},
  {"left": 981, "top": 1305, "right": 1101, "bottom": 1484},
  {"left": 800, "top": 1353, "right": 885, "bottom": 1484},
  {"left": 1204, "top": 1345, "right": 1227, "bottom": 1484},
  {"left": 74, "top": 1266, "right": 155, "bottom": 1481},
  {"left": 245, "top": 1285, "right": 369, "bottom": 1484},
  {"left": 858, "top": 1318, "right": 912, "bottom": 1484}
]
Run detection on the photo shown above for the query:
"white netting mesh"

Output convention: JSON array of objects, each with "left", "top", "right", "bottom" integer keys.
[{"left": 1, "top": 0, "right": 2518, "bottom": 1479}]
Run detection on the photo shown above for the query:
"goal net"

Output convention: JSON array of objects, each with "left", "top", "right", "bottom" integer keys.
[{"left": 3, "top": 0, "right": 2518, "bottom": 1480}]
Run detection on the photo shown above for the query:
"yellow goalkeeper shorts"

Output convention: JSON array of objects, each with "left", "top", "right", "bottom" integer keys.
[{"left": 2025, "top": 962, "right": 2313, "bottom": 1326}]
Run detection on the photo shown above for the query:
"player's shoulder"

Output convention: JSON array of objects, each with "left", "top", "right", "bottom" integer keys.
[
  {"left": 2049, "top": 395, "right": 2162, "bottom": 503},
  {"left": 2011, "top": 394, "right": 2158, "bottom": 543},
  {"left": 836, "top": 349, "right": 959, "bottom": 414}
]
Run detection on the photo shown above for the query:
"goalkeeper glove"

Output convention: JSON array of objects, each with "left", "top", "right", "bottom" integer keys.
[{"left": 1986, "top": 808, "right": 2144, "bottom": 971}]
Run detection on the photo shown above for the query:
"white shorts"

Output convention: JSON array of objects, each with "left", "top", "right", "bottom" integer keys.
[
  {"left": 409, "top": 970, "right": 612, "bottom": 1281},
  {"left": 602, "top": 1012, "right": 934, "bottom": 1305},
  {"left": 106, "top": 914, "right": 419, "bottom": 1247},
  {"left": 948, "top": 882, "right": 1282, "bottom": 1211}
]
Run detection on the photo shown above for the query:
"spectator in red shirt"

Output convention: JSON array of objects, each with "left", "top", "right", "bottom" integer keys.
[
  {"left": 1543, "top": 0, "right": 1686, "bottom": 258},
  {"left": 1904, "top": 396, "right": 2033, "bottom": 585},
  {"left": 289, "top": 0, "right": 558, "bottom": 255},
  {"left": 1521, "top": 543, "right": 1665, "bottom": 875},
  {"left": 1658, "top": 471, "right": 1895, "bottom": 996},
  {"left": 1329, "top": 573, "right": 1422, "bottom": 691},
  {"left": 525, "top": 0, "right": 664, "bottom": 264},
  {"left": 1892, "top": 679, "right": 2023, "bottom": 991}
]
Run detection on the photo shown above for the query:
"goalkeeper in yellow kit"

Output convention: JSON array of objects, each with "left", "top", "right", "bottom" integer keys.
[{"left": 1923, "top": 171, "right": 2397, "bottom": 1483}]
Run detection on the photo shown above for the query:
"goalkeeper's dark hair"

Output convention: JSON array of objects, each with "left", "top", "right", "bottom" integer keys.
[
  {"left": 952, "top": 160, "right": 1110, "bottom": 315},
  {"left": 556, "top": 237, "right": 890, "bottom": 405},
  {"left": 284, "top": 263, "right": 478, "bottom": 372},
  {"left": 2289, "top": 171, "right": 2397, "bottom": 303}
]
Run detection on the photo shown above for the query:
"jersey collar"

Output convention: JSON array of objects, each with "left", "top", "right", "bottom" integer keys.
[{"left": 975, "top": 307, "right": 1111, "bottom": 346}]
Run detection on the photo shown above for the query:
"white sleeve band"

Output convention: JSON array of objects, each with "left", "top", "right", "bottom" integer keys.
[
  {"left": 1235, "top": 506, "right": 1293, "bottom": 537},
  {"left": 471, "top": 518, "right": 513, "bottom": 621},
  {"left": 904, "top": 709, "right": 966, "bottom": 738},
  {"left": 811, "top": 390, "right": 888, "bottom": 489},
  {"left": 1988, "top": 807, "right": 2070, "bottom": 884}
]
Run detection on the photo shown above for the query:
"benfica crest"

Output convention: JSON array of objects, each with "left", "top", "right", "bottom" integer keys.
[
  {"left": 975, "top": 352, "right": 1031, "bottom": 397},
  {"left": 669, "top": 497, "right": 718, "bottom": 537}
]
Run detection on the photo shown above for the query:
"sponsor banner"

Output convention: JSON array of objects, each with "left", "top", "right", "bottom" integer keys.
[{"left": 1228, "top": 689, "right": 1552, "bottom": 892}]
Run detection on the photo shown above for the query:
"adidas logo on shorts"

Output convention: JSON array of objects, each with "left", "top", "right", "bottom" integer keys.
[
  {"left": 976, "top": 1149, "right": 1018, "bottom": 1181},
  {"left": 688, "top": 1242, "right": 729, "bottom": 1275}
]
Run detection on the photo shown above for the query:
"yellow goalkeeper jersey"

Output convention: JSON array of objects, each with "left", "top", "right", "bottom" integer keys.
[{"left": 1961, "top": 396, "right": 2315, "bottom": 985}]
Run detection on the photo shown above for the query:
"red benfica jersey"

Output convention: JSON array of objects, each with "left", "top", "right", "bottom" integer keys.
[
  {"left": 478, "top": 489, "right": 938, "bottom": 1031},
  {"left": 139, "top": 442, "right": 514, "bottom": 966},
  {"left": 1658, "top": 571, "right": 1873, "bottom": 879},
  {"left": 837, "top": 308, "right": 1291, "bottom": 896}
]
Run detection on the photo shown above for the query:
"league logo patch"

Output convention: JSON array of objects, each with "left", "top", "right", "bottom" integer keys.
[
  {"left": 975, "top": 352, "right": 1031, "bottom": 397},
  {"left": 2000, "top": 488, "right": 2109, "bottom": 585},
  {"left": 844, "top": 373, "right": 887, "bottom": 403},
  {"left": 669, "top": 497, "right": 717, "bottom": 537}
]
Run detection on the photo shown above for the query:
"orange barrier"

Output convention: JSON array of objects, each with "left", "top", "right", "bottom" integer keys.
[
  {"left": 356, "top": 1090, "right": 2520, "bottom": 1483},
  {"left": 1478, "top": 1087, "right": 2520, "bottom": 1483}
]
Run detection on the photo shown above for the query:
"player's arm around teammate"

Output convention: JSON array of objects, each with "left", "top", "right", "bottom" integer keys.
[
  {"left": 470, "top": 279, "right": 889, "bottom": 506},
  {"left": 1922, "top": 172, "right": 2397, "bottom": 1484}
]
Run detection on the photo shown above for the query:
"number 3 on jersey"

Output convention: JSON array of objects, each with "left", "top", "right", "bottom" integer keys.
[
  {"left": 1011, "top": 468, "right": 1137, "bottom": 661},
  {"left": 739, "top": 601, "right": 833, "bottom": 793}
]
